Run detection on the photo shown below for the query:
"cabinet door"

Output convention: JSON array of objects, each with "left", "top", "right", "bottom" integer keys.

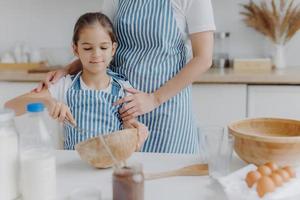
[
  {"left": 248, "top": 85, "right": 300, "bottom": 119},
  {"left": 192, "top": 84, "right": 247, "bottom": 127},
  {"left": 0, "top": 82, "right": 37, "bottom": 107}
]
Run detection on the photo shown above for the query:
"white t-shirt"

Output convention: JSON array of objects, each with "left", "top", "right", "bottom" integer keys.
[
  {"left": 48, "top": 74, "right": 132, "bottom": 103},
  {"left": 100, "top": 0, "right": 216, "bottom": 61}
]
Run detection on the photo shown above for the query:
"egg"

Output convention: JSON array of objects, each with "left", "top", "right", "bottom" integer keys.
[
  {"left": 256, "top": 176, "right": 276, "bottom": 198},
  {"left": 270, "top": 173, "right": 283, "bottom": 187},
  {"left": 245, "top": 170, "right": 262, "bottom": 188},
  {"left": 275, "top": 169, "right": 290, "bottom": 182},
  {"left": 264, "top": 162, "right": 279, "bottom": 171},
  {"left": 282, "top": 166, "right": 296, "bottom": 178},
  {"left": 257, "top": 165, "right": 272, "bottom": 176}
]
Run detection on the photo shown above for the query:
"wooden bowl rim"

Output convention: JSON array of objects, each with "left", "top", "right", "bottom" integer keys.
[
  {"left": 228, "top": 117, "right": 300, "bottom": 143},
  {"left": 75, "top": 128, "right": 138, "bottom": 149}
]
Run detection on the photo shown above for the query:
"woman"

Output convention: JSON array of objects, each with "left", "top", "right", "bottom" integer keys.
[{"left": 37, "top": 0, "right": 215, "bottom": 153}]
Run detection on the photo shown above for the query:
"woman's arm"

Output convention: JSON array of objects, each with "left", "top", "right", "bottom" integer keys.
[
  {"left": 116, "top": 31, "right": 214, "bottom": 120},
  {"left": 34, "top": 59, "right": 82, "bottom": 92},
  {"left": 154, "top": 31, "right": 214, "bottom": 104},
  {"left": 5, "top": 89, "right": 76, "bottom": 125}
]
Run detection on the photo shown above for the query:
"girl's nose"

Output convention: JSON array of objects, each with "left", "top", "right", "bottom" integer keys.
[{"left": 92, "top": 48, "right": 102, "bottom": 58}]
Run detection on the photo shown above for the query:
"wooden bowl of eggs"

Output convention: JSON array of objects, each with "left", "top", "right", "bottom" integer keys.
[
  {"left": 75, "top": 128, "right": 138, "bottom": 168},
  {"left": 228, "top": 118, "right": 300, "bottom": 166}
]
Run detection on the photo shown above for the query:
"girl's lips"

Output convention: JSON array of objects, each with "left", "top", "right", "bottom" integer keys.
[{"left": 90, "top": 61, "right": 104, "bottom": 64}]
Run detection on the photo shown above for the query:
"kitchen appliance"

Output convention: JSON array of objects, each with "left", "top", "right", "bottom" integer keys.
[{"left": 213, "top": 32, "right": 231, "bottom": 68}]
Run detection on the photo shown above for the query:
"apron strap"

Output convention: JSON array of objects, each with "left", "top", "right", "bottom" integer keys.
[
  {"left": 69, "top": 70, "right": 125, "bottom": 96},
  {"left": 107, "top": 68, "right": 127, "bottom": 81},
  {"left": 111, "top": 78, "right": 122, "bottom": 96},
  {"left": 70, "top": 72, "right": 82, "bottom": 90}
]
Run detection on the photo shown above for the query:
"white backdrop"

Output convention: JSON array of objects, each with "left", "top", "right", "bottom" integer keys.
[{"left": 0, "top": 0, "right": 300, "bottom": 66}]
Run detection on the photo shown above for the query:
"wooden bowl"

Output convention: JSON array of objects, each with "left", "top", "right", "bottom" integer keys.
[
  {"left": 228, "top": 118, "right": 300, "bottom": 166},
  {"left": 75, "top": 128, "right": 138, "bottom": 168}
]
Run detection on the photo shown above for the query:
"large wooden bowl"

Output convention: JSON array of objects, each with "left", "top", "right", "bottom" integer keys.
[
  {"left": 75, "top": 128, "right": 138, "bottom": 168},
  {"left": 228, "top": 118, "right": 300, "bottom": 166}
]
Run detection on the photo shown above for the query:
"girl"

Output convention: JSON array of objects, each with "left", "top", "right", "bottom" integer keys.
[{"left": 5, "top": 12, "right": 148, "bottom": 150}]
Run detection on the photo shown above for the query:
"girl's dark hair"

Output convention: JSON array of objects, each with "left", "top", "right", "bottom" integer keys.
[{"left": 72, "top": 12, "right": 116, "bottom": 45}]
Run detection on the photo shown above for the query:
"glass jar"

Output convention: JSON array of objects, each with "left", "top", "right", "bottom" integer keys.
[
  {"left": 113, "top": 163, "right": 144, "bottom": 200},
  {"left": 0, "top": 109, "right": 20, "bottom": 200}
]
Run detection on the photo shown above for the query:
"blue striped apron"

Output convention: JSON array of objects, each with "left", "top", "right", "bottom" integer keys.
[
  {"left": 111, "top": 0, "right": 198, "bottom": 153},
  {"left": 63, "top": 70, "right": 125, "bottom": 150}
]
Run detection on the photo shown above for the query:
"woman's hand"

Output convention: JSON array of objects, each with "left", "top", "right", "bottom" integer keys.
[
  {"left": 123, "top": 119, "right": 149, "bottom": 151},
  {"left": 113, "top": 88, "right": 160, "bottom": 121},
  {"left": 47, "top": 99, "right": 76, "bottom": 126},
  {"left": 33, "top": 68, "right": 68, "bottom": 92}
]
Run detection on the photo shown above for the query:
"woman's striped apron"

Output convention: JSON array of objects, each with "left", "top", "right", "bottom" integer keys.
[
  {"left": 111, "top": 0, "right": 198, "bottom": 153},
  {"left": 63, "top": 70, "right": 125, "bottom": 150}
]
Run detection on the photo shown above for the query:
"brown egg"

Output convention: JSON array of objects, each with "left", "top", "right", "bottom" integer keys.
[
  {"left": 257, "top": 165, "right": 272, "bottom": 176},
  {"left": 245, "top": 170, "right": 262, "bottom": 188},
  {"left": 275, "top": 169, "right": 290, "bottom": 182},
  {"left": 256, "top": 176, "right": 276, "bottom": 198},
  {"left": 270, "top": 173, "right": 283, "bottom": 187},
  {"left": 282, "top": 166, "right": 296, "bottom": 178},
  {"left": 264, "top": 162, "right": 279, "bottom": 171}
]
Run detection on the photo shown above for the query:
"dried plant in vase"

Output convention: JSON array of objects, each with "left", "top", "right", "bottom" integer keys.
[{"left": 240, "top": 0, "right": 300, "bottom": 68}]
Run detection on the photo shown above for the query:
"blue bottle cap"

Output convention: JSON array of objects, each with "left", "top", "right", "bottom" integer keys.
[{"left": 27, "top": 102, "right": 44, "bottom": 112}]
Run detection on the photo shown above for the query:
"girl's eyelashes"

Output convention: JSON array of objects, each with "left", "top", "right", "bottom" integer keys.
[{"left": 82, "top": 46, "right": 109, "bottom": 51}]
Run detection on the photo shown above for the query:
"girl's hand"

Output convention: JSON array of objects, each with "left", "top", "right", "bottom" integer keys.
[
  {"left": 124, "top": 119, "right": 149, "bottom": 151},
  {"left": 114, "top": 88, "right": 160, "bottom": 121},
  {"left": 33, "top": 69, "right": 68, "bottom": 92},
  {"left": 47, "top": 100, "right": 76, "bottom": 126}
]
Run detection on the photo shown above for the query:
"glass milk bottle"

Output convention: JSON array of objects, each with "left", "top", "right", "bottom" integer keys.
[
  {"left": 20, "top": 103, "right": 56, "bottom": 200},
  {"left": 0, "top": 109, "right": 20, "bottom": 200}
]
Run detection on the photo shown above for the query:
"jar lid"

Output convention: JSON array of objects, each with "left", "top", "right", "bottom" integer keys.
[
  {"left": 0, "top": 109, "right": 15, "bottom": 122},
  {"left": 27, "top": 102, "right": 44, "bottom": 112}
]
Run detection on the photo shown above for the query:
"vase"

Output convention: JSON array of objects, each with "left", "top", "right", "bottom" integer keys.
[{"left": 273, "top": 44, "right": 286, "bottom": 69}]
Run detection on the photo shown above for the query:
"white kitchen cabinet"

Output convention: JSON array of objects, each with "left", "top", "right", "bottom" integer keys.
[
  {"left": 192, "top": 84, "right": 247, "bottom": 127},
  {"left": 248, "top": 85, "right": 300, "bottom": 120},
  {"left": 0, "top": 81, "right": 37, "bottom": 107}
]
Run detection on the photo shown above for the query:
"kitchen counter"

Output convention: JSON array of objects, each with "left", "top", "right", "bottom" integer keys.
[
  {"left": 1, "top": 67, "right": 300, "bottom": 84},
  {"left": 56, "top": 150, "right": 246, "bottom": 200},
  {"left": 0, "top": 70, "right": 46, "bottom": 82},
  {"left": 194, "top": 67, "right": 300, "bottom": 85}
]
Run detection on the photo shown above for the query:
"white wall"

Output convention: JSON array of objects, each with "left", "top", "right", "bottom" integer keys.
[
  {"left": 213, "top": 0, "right": 300, "bottom": 67},
  {"left": 0, "top": 0, "right": 101, "bottom": 58},
  {"left": 0, "top": 0, "right": 300, "bottom": 66}
]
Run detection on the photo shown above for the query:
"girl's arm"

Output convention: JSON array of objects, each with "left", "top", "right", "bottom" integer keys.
[
  {"left": 116, "top": 31, "right": 214, "bottom": 120},
  {"left": 5, "top": 89, "right": 76, "bottom": 125},
  {"left": 5, "top": 89, "right": 53, "bottom": 116}
]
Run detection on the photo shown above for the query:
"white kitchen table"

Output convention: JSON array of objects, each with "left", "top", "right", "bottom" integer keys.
[{"left": 56, "top": 150, "right": 246, "bottom": 200}]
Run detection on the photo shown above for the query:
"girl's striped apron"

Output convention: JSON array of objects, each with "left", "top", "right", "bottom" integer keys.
[
  {"left": 111, "top": 0, "right": 198, "bottom": 153},
  {"left": 64, "top": 70, "right": 124, "bottom": 150}
]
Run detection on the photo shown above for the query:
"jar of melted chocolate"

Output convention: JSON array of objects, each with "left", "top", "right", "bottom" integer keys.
[{"left": 113, "top": 163, "right": 144, "bottom": 200}]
